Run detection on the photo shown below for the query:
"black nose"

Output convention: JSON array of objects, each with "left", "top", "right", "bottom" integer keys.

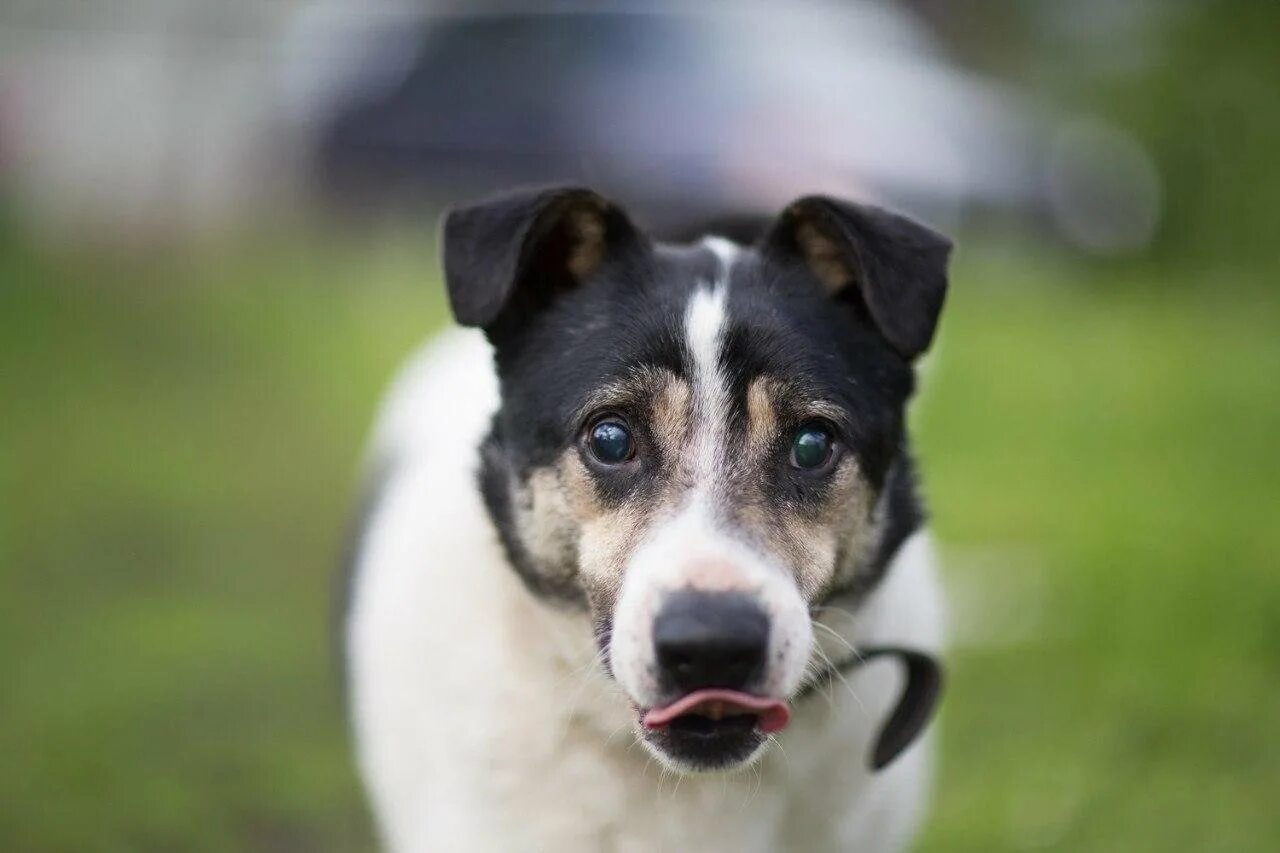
[{"left": 653, "top": 591, "right": 770, "bottom": 693}]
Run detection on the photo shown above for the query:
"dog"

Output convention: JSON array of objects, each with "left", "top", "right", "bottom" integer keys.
[{"left": 343, "top": 186, "right": 952, "bottom": 852}]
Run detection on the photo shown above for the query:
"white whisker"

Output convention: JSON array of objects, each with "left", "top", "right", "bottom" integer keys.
[
  {"left": 812, "top": 642, "right": 867, "bottom": 717},
  {"left": 812, "top": 619, "right": 858, "bottom": 657}
]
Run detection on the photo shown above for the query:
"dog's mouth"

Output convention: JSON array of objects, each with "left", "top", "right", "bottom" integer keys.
[
  {"left": 637, "top": 689, "right": 790, "bottom": 769},
  {"left": 642, "top": 689, "right": 791, "bottom": 736}
]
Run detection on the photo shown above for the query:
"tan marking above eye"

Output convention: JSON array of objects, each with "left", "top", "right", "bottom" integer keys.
[
  {"left": 649, "top": 378, "right": 692, "bottom": 453},
  {"left": 574, "top": 366, "right": 684, "bottom": 425},
  {"left": 746, "top": 375, "right": 849, "bottom": 461},
  {"left": 745, "top": 376, "right": 782, "bottom": 459}
]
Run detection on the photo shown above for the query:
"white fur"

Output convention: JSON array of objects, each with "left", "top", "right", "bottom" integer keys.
[{"left": 347, "top": 329, "right": 945, "bottom": 852}]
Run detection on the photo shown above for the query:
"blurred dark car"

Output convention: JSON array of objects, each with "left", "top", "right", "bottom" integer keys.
[{"left": 292, "top": 1, "right": 1158, "bottom": 249}]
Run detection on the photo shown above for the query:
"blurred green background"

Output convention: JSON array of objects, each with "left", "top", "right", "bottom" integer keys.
[{"left": 2, "top": 1, "right": 1279, "bottom": 851}]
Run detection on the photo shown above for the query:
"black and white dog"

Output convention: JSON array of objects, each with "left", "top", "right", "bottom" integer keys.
[{"left": 344, "top": 186, "right": 951, "bottom": 851}]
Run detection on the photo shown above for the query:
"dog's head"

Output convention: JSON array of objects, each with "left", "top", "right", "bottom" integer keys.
[{"left": 443, "top": 186, "right": 950, "bottom": 772}]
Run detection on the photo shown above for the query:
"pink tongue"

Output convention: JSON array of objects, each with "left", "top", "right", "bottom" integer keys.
[{"left": 642, "top": 689, "right": 792, "bottom": 734}]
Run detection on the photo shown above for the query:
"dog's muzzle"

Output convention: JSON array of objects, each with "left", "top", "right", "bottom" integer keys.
[{"left": 637, "top": 590, "right": 791, "bottom": 769}]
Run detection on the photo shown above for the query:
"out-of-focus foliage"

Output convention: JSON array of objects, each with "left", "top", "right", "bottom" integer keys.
[
  {"left": 1107, "top": 2, "right": 1280, "bottom": 274},
  {"left": 916, "top": 252, "right": 1280, "bottom": 851},
  {"left": 937, "top": 0, "right": 1280, "bottom": 276},
  {"left": 0, "top": 231, "right": 440, "bottom": 852}
]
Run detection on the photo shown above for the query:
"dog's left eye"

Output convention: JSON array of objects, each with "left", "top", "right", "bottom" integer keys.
[
  {"left": 790, "top": 422, "right": 835, "bottom": 470},
  {"left": 587, "top": 418, "right": 635, "bottom": 465}
]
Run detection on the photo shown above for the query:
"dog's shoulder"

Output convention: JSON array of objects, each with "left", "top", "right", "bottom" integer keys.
[
  {"left": 337, "top": 326, "right": 497, "bottom": 636},
  {"left": 366, "top": 327, "right": 498, "bottom": 470}
]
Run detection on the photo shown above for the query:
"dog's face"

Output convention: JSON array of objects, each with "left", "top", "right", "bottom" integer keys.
[{"left": 444, "top": 187, "right": 950, "bottom": 772}]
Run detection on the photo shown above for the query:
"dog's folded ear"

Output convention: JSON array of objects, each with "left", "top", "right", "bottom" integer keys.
[
  {"left": 764, "top": 197, "right": 952, "bottom": 360},
  {"left": 442, "top": 185, "right": 644, "bottom": 332}
]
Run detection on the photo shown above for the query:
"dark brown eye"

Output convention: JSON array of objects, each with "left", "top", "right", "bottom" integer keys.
[
  {"left": 790, "top": 422, "right": 834, "bottom": 470},
  {"left": 587, "top": 418, "right": 634, "bottom": 465}
]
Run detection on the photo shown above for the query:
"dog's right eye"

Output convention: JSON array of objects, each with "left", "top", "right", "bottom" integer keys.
[{"left": 587, "top": 418, "right": 635, "bottom": 465}]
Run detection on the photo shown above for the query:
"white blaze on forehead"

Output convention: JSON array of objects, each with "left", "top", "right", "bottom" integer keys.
[
  {"left": 687, "top": 237, "right": 737, "bottom": 373},
  {"left": 684, "top": 237, "right": 739, "bottom": 496},
  {"left": 684, "top": 285, "right": 729, "bottom": 424}
]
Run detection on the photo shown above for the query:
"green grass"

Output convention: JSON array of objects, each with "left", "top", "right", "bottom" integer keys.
[
  {"left": 915, "top": 256, "right": 1280, "bottom": 851},
  {"left": 2, "top": 236, "right": 1277, "bottom": 851}
]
